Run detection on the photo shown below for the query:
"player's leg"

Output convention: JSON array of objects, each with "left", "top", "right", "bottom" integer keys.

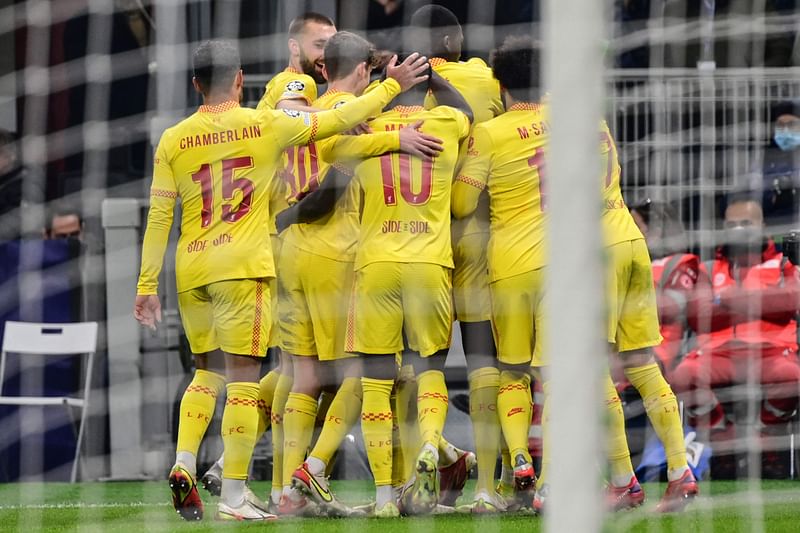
[
  {"left": 168, "top": 288, "right": 226, "bottom": 520},
  {"left": 401, "top": 263, "right": 453, "bottom": 514},
  {"left": 349, "top": 262, "right": 404, "bottom": 516},
  {"left": 611, "top": 240, "right": 696, "bottom": 512},
  {"left": 395, "top": 362, "right": 420, "bottom": 483},
  {"left": 492, "top": 270, "right": 538, "bottom": 499},
  {"left": 462, "top": 320, "right": 502, "bottom": 511},
  {"left": 210, "top": 278, "right": 276, "bottom": 521},
  {"left": 295, "top": 358, "right": 363, "bottom": 515}
]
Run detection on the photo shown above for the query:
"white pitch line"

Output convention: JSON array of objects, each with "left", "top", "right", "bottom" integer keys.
[{"left": 0, "top": 501, "right": 170, "bottom": 510}]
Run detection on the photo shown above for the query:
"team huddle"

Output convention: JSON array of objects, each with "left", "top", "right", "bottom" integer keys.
[{"left": 133, "top": 5, "right": 699, "bottom": 522}]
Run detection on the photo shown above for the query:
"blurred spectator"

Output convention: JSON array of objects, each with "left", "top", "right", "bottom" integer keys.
[
  {"left": 44, "top": 203, "right": 84, "bottom": 241},
  {"left": 671, "top": 196, "right": 800, "bottom": 430},
  {"left": 0, "top": 130, "right": 30, "bottom": 242},
  {"left": 760, "top": 100, "right": 800, "bottom": 229},
  {"left": 630, "top": 200, "right": 699, "bottom": 378}
]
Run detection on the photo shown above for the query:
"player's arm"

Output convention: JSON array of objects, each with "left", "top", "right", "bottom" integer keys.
[
  {"left": 270, "top": 54, "right": 430, "bottom": 149},
  {"left": 134, "top": 138, "right": 176, "bottom": 329},
  {"left": 452, "top": 125, "right": 491, "bottom": 219},
  {"left": 429, "top": 69, "right": 473, "bottom": 124},
  {"left": 319, "top": 122, "right": 443, "bottom": 163},
  {"left": 275, "top": 165, "right": 351, "bottom": 231}
]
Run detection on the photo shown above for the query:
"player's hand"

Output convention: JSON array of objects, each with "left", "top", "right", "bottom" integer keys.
[
  {"left": 399, "top": 121, "right": 443, "bottom": 160},
  {"left": 386, "top": 53, "right": 429, "bottom": 92},
  {"left": 344, "top": 122, "right": 373, "bottom": 136},
  {"left": 134, "top": 294, "right": 162, "bottom": 331}
]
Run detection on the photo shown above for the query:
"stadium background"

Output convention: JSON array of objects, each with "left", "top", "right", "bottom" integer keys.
[{"left": 0, "top": 0, "right": 799, "bottom": 529}]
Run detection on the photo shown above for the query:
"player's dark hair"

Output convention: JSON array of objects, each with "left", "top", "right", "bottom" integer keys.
[
  {"left": 491, "top": 35, "right": 541, "bottom": 102},
  {"left": 192, "top": 40, "right": 241, "bottom": 94},
  {"left": 409, "top": 4, "right": 461, "bottom": 59},
  {"left": 288, "top": 11, "right": 335, "bottom": 39},
  {"left": 324, "top": 31, "right": 376, "bottom": 81}
]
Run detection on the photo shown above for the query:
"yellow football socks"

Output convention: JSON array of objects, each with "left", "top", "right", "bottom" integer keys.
[
  {"left": 309, "top": 376, "right": 363, "bottom": 466},
  {"left": 270, "top": 372, "right": 293, "bottom": 491},
  {"left": 604, "top": 374, "right": 635, "bottom": 485},
  {"left": 255, "top": 370, "right": 279, "bottom": 439},
  {"left": 497, "top": 370, "right": 532, "bottom": 463},
  {"left": 282, "top": 392, "right": 319, "bottom": 485},
  {"left": 469, "top": 367, "right": 501, "bottom": 492},
  {"left": 624, "top": 363, "right": 688, "bottom": 474},
  {"left": 362, "top": 377, "right": 395, "bottom": 486},
  {"left": 416, "top": 369, "right": 449, "bottom": 448},
  {"left": 176, "top": 369, "right": 225, "bottom": 470},
  {"left": 221, "top": 382, "right": 260, "bottom": 480}
]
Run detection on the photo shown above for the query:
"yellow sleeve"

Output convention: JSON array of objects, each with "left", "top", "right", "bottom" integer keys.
[
  {"left": 257, "top": 73, "right": 317, "bottom": 111},
  {"left": 268, "top": 78, "right": 402, "bottom": 149},
  {"left": 318, "top": 131, "right": 400, "bottom": 164},
  {"left": 136, "top": 136, "right": 177, "bottom": 295},
  {"left": 452, "top": 125, "right": 492, "bottom": 219}
]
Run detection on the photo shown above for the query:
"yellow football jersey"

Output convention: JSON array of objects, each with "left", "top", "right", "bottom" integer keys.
[
  {"left": 256, "top": 67, "right": 317, "bottom": 111},
  {"left": 350, "top": 105, "right": 470, "bottom": 270},
  {"left": 425, "top": 57, "right": 503, "bottom": 241},
  {"left": 453, "top": 102, "right": 549, "bottom": 282},
  {"left": 282, "top": 89, "right": 400, "bottom": 262},
  {"left": 257, "top": 68, "right": 318, "bottom": 232},
  {"left": 136, "top": 78, "right": 404, "bottom": 295},
  {"left": 600, "top": 121, "right": 643, "bottom": 246}
]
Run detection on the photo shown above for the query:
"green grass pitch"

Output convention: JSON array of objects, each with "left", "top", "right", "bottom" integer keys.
[{"left": 1, "top": 480, "right": 800, "bottom": 532}]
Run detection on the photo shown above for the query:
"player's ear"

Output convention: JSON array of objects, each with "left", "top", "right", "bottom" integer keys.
[
  {"left": 288, "top": 38, "right": 300, "bottom": 58},
  {"left": 235, "top": 69, "right": 244, "bottom": 88},
  {"left": 322, "top": 63, "right": 330, "bottom": 82},
  {"left": 191, "top": 77, "right": 203, "bottom": 96}
]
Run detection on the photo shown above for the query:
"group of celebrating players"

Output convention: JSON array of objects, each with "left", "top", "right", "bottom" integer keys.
[{"left": 133, "top": 5, "right": 700, "bottom": 522}]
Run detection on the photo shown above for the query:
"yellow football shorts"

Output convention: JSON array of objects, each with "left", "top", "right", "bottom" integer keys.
[
  {"left": 453, "top": 231, "right": 492, "bottom": 323},
  {"left": 277, "top": 242, "right": 356, "bottom": 361},
  {"left": 268, "top": 234, "right": 283, "bottom": 348},
  {"left": 606, "top": 238, "right": 662, "bottom": 352},
  {"left": 347, "top": 262, "right": 452, "bottom": 357},
  {"left": 178, "top": 278, "right": 271, "bottom": 357},
  {"left": 490, "top": 268, "right": 547, "bottom": 367}
]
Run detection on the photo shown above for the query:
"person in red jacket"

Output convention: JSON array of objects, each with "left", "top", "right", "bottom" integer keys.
[
  {"left": 630, "top": 200, "right": 700, "bottom": 379},
  {"left": 671, "top": 197, "right": 800, "bottom": 429}
]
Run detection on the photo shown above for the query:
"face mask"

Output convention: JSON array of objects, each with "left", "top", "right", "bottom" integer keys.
[
  {"left": 774, "top": 129, "right": 800, "bottom": 151},
  {"left": 725, "top": 226, "right": 763, "bottom": 258}
]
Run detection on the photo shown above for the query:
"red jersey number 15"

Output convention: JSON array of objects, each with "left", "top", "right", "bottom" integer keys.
[{"left": 191, "top": 156, "right": 255, "bottom": 228}]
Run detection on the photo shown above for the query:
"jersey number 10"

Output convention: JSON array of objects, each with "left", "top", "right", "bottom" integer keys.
[
  {"left": 191, "top": 156, "right": 255, "bottom": 228},
  {"left": 380, "top": 153, "right": 433, "bottom": 206}
]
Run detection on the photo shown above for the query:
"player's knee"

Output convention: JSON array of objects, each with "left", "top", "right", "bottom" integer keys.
[
  {"left": 497, "top": 361, "right": 532, "bottom": 382},
  {"left": 465, "top": 353, "right": 497, "bottom": 375},
  {"left": 361, "top": 354, "right": 398, "bottom": 380},
  {"left": 617, "top": 348, "right": 656, "bottom": 369},
  {"left": 407, "top": 349, "right": 448, "bottom": 374}
]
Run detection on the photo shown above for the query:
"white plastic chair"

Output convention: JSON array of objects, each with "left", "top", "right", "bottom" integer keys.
[{"left": 0, "top": 321, "right": 98, "bottom": 482}]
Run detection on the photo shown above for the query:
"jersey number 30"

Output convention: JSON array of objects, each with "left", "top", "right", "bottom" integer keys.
[
  {"left": 380, "top": 153, "right": 433, "bottom": 206},
  {"left": 191, "top": 156, "right": 255, "bottom": 227}
]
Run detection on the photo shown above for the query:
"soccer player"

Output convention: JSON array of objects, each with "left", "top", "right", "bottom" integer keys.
[
  {"left": 451, "top": 36, "right": 546, "bottom": 510},
  {"left": 274, "top": 31, "right": 444, "bottom": 517},
  {"left": 254, "top": 12, "right": 336, "bottom": 509},
  {"left": 410, "top": 4, "right": 505, "bottom": 512},
  {"left": 133, "top": 39, "right": 432, "bottom": 521},
  {"left": 336, "top": 66, "right": 472, "bottom": 516}
]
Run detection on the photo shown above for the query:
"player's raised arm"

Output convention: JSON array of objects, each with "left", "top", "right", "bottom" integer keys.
[
  {"left": 452, "top": 125, "right": 492, "bottom": 219},
  {"left": 134, "top": 137, "right": 176, "bottom": 329},
  {"left": 271, "top": 53, "right": 431, "bottom": 149}
]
